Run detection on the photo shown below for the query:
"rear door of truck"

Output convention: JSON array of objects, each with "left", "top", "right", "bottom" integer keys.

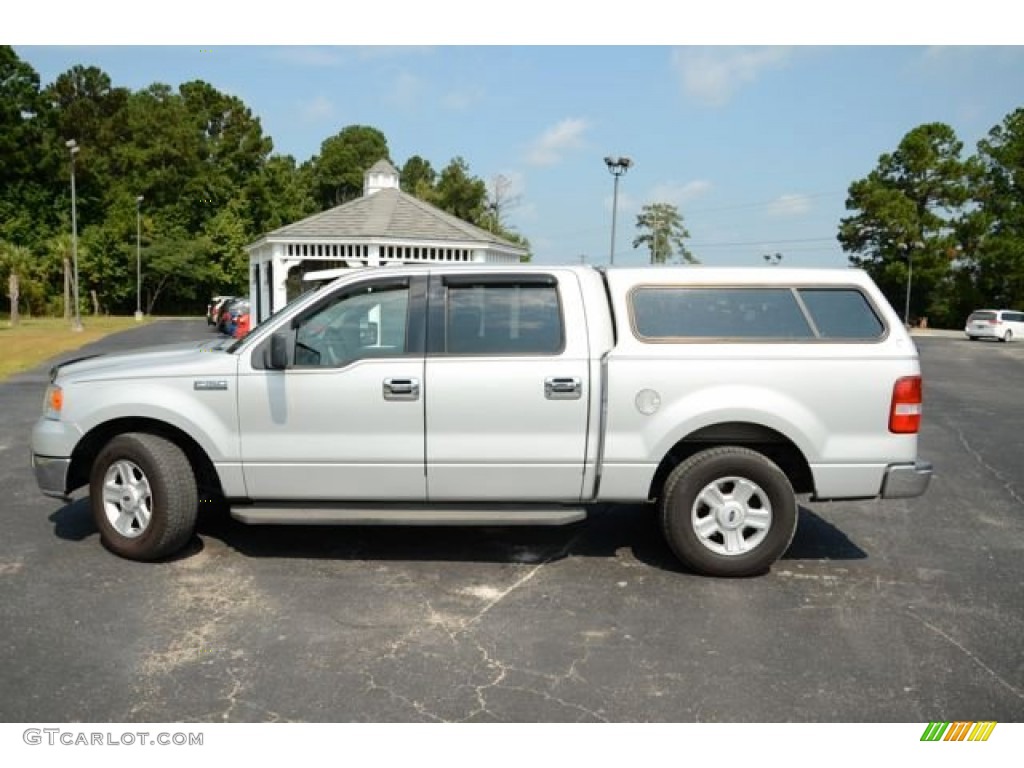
[{"left": 424, "top": 269, "right": 591, "bottom": 501}]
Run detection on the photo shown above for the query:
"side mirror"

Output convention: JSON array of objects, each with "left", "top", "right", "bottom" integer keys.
[{"left": 268, "top": 332, "right": 290, "bottom": 370}]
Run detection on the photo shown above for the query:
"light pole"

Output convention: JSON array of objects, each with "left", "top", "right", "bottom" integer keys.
[
  {"left": 604, "top": 156, "right": 632, "bottom": 265},
  {"left": 66, "top": 139, "right": 82, "bottom": 332},
  {"left": 135, "top": 195, "right": 144, "bottom": 322},
  {"left": 899, "top": 241, "right": 924, "bottom": 327}
]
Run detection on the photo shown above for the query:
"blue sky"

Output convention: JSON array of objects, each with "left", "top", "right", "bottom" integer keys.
[{"left": 11, "top": 8, "right": 1024, "bottom": 268}]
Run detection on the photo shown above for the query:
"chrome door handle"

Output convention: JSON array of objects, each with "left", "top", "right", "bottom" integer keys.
[
  {"left": 545, "top": 376, "right": 582, "bottom": 400},
  {"left": 383, "top": 378, "right": 420, "bottom": 401}
]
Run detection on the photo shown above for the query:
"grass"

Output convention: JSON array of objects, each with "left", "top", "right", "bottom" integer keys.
[{"left": 0, "top": 314, "right": 151, "bottom": 380}]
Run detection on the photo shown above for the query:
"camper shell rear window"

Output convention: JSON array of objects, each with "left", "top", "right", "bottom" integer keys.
[{"left": 629, "top": 285, "right": 885, "bottom": 342}]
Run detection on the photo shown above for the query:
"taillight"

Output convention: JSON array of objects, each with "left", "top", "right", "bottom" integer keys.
[{"left": 889, "top": 376, "right": 922, "bottom": 434}]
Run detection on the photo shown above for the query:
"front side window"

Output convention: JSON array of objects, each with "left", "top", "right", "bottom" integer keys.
[
  {"left": 445, "top": 282, "right": 563, "bottom": 355},
  {"left": 293, "top": 282, "right": 409, "bottom": 367}
]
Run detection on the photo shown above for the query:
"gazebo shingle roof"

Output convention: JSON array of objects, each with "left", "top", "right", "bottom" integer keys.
[{"left": 264, "top": 187, "right": 524, "bottom": 250}]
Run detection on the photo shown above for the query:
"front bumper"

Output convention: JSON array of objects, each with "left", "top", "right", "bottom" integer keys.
[
  {"left": 31, "top": 453, "right": 71, "bottom": 501},
  {"left": 880, "top": 460, "right": 933, "bottom": 499}
]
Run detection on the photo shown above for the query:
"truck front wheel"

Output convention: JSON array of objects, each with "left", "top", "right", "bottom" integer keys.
[
  {"left": 89, "top": 433, "right": 198, "bottom": 561},
  {"left": 659, "top": 446, "right": 797, "bottom": 577}
]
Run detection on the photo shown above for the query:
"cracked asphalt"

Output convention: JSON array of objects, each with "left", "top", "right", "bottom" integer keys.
[{"left": 1, "top": 321, "right": 1022, "bottom": 722}]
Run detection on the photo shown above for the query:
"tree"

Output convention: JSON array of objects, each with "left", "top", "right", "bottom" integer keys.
[
  {"left": 0, "top": 241, "right": 34, "bottom": 324},
  {"left": 433, "top": 157, "right": 488, "bottom": 224},
  {"left": 244, "top": 154, "right": 316, "bottom": 233},
  {"left": 400, "top": 155, "right": 437, "bottom": 199},
  {"left": 965, "top": 108, "right": 1024, "bottom": 312},
  {"left": 0, "top": 47, "right": 50, "bottom": 246},
  {"left": 308, "top": 125, "right": 390, "bottom": 209},
  {"left": 43, "top": 234, "right": 74, "bottom": 318},
  {"left": 838, "top": 123, "right": 973, "bottom": 325},
  {"left": 632, "top": 203, "right": 696, "bottom": 264}
]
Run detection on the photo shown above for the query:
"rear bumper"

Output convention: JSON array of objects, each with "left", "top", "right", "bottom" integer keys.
[
  {"left": 31, "top": 453, "right": 71, "bottom": 501},
  {"left": 880, "top": 460, "right": 933, "bottom": 499}
]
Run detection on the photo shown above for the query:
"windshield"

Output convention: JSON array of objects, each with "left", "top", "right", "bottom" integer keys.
[{"left": 224, "top": 283, "right": 326, "bottom": 353}]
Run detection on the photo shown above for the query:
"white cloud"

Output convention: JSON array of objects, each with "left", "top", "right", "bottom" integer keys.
[
  {"left": 525, "top": 118, "right": 589, "bottom": 166},
  {"left": 604, "top": 190, "right": 640, "bottom": 215},
  {"left": 272, "top": 47, "right": 347, "bottom": 68},
  {"left": 271, "top": 46, "right": 433, "bottom": 67},
  {"left": 385, "top": 71, "right": 423, "bottom": 109},
  {"left": 443, "top": 86, "right": 485, "bottom": 110},
  {"left": 299, "top": 95, "right": 335, "bottom": 123},
  {"left": 767, "top": 193, "right": 812, "bottom": 217},
  {"left": 671, "top": 47, "right": 792, "bottom": 107},
  {"left": 647, "top": 180, "right": 712, "bottom": 207}
]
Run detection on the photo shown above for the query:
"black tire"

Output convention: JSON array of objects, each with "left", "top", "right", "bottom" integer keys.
[
  {"left": 659, "top": 446, "right": 798, "bottom": 577},
  {"left": 89, "top": 433, "right": 198, "bottom": 561}
]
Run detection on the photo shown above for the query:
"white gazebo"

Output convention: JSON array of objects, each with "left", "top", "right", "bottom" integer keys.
[{"left": 245, "top": 159, "right": 528, "bottom": 321}]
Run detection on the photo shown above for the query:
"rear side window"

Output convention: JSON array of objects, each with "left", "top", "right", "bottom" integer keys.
[
  {"left": 630, "top": 285, "right": 886, "bottom": 342},
  {"left": 445, "top": 282, "right": 563, "bottom": 355},
  {"left": 631, "top": 287, "right": 814, "bottom": 340},
  {"left": 798, "top": 289, "right": 884, "bottom": 339}
]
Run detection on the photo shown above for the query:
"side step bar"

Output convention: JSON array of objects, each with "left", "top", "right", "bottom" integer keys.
[{"left": 230, "top": 504, "right": 587, "bottom": 527}]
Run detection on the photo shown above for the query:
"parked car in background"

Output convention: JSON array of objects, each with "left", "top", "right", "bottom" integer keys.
[
  {"left": 965, "top": 309, "right": 1024, "bottom": 342},
  {"left": 207, "top": 296, "right": 234, "bottom": 326},
  {"left": 233, "top": 310, "right": 252, "bottom": 339},
  {"left": 225, "top": 299, "right": 250, "bottom": 338},
  {"left": 216, "top": 297, "right": 246, "bottom": 334}
]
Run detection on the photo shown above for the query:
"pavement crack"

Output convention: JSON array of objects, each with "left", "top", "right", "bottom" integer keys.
[
  {"left": 953, "top": 425, "right": 1024, "bottom": 508},
  {"left": 909, "top": 609, "right": 1024, "bottom": 701},
  {"left": 462, "top": 534, "right": 580, "bottom": 631}
]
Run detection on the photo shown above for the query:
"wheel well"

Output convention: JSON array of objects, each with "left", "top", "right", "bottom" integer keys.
[
  {"left": 68, "top": 418, "right": 224, "bottom": 502},
  {"left": 647, "top": 422, "right": 814, "bottom": 500}
]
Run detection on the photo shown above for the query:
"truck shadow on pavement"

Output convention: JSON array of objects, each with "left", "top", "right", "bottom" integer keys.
[{"left": 49, "top": 500, "right": 866, "bottom": 574}]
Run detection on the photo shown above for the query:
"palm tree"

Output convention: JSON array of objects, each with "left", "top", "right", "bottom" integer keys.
[
  {"left": 632, "top": 203, "right": 698, "bottom": 264},
  {"left": 1, "top": 241, "right": 34, "bottom": 326},
  {"left": 46, "top": 234, "right": 75, "bottom": 319}
]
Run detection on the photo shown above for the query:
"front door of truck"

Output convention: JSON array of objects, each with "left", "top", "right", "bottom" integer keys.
[{"left": 237, "top": 274, "right": 427, "bottom": 500}]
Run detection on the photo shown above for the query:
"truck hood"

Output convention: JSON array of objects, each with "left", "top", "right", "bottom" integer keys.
[{"left": 53, "top": 338, "right": 238, "bottom": 382}]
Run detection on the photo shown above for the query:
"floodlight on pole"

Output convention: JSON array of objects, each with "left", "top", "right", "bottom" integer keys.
[
  {"left": 66, "top": 139, "right": 82, "bottom": 332},
  {"left": 604, "top": 156, "right": 632, "bottom": 265}
]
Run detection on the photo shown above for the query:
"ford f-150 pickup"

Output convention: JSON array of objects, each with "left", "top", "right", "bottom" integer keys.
[{"left": 31, "top": 265, "right": 932, "bottom": 576}]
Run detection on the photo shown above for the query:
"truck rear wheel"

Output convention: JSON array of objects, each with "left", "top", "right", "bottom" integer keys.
[
  {"left": 659, "top": 446, "right": 797, "bottom": 577},
  {"left": 89, "top": 433, "right": 198, "bottom": 561}
]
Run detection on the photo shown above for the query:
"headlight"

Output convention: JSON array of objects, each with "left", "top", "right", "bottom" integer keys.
[{"left": 43, "top": 384, "right": 63, "bottom": 421}]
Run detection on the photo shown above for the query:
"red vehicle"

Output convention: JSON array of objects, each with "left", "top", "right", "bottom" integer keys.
[{"left": 233, "top": 310, "right": 251, "bottom": 339}]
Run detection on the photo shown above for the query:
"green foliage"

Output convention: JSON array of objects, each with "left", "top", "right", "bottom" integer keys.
[
  {"left": 400, "top": 155, "right": 437, "bottom": 199},
  {"left": 632, "top": 203, "right": 697, "bottom": 264},
  {"left": 839, "top": 123, "right": 975, "bottom": 325},
  {"left": 308, "top": 125, "right": 390, "bottom": 209},
  {"left": 433, "top": 156, "right": 489, "bottom": 223}
]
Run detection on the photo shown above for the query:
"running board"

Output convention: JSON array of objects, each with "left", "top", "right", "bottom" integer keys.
[{"left": 230, "top": 504, "right": 587, "bottom": 527}]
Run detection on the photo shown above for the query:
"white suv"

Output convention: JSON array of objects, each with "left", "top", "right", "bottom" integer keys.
[{"left": 965, "top": 309, "right": 1024, "bottom": 342}]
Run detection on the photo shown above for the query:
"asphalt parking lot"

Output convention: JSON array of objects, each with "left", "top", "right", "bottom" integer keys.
[{"left": 1, "top": 321, "right": 1022, "bottom": 722}]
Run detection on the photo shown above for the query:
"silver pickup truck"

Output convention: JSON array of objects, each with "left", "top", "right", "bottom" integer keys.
[{"left": 31, "top": 265, "right": 932, "bottom": 576}]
